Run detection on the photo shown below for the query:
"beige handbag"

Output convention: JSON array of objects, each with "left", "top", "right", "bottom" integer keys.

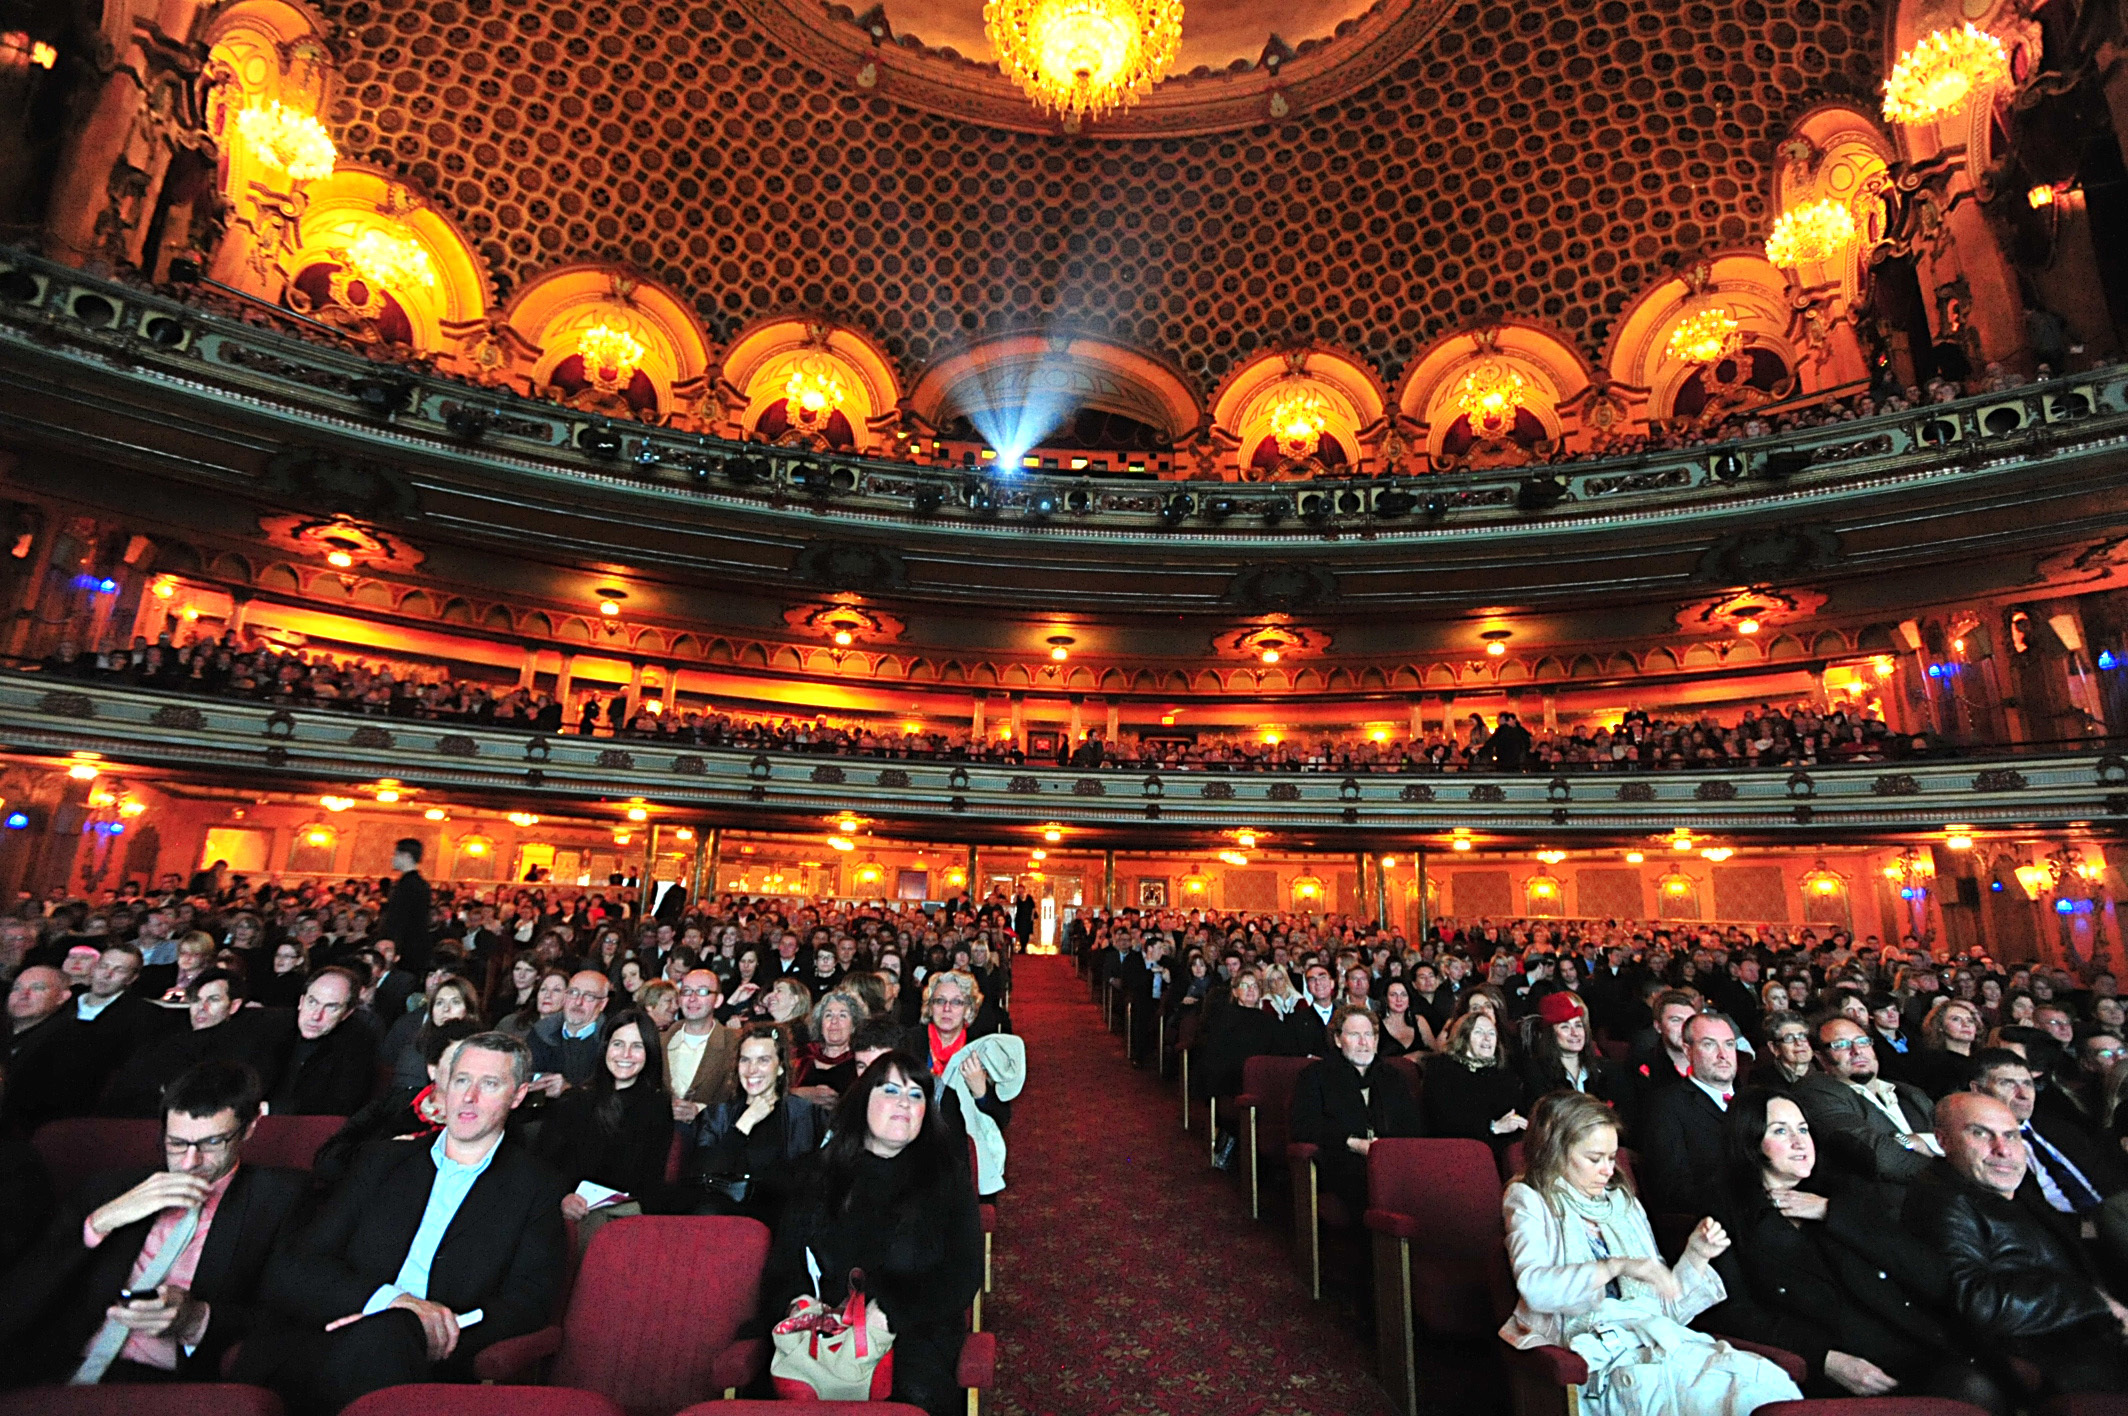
[{"left": 770, "top": 1254, "right": 895, "bottom": 1401}]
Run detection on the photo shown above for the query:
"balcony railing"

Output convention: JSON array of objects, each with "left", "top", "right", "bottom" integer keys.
[
  {"left": 5, "top": 673, "right": 2122, "bottom": 838},
  {"left": 1, "top": 249, "right": 2122, "bottom": 540}
]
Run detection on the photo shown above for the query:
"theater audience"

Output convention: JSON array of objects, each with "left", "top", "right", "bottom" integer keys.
[
  {"left": 311, "top": 1022, "right": 479, "bottom": 1186},
  {"left": 682, "top": 1021, "right": 822, "bottom": 1220},
  {"left": 1904, "top": 1091, "right": 2128, "bottom": 1399},
  {"left": 1500, "top": 1091, "right": 1802, "bottom": 1416},
  {"left": 532, "top": 1008, "right": 672, "bottom": 1236},
  {"left": 767, "top": 1050, "right": 983, "bottom": 1416},
  {"left": 664, "top": 968, "right": 739, "bottom": 1123},
  {"left": 1640, "top": 1011, "right": 1742, "bottom": 1215},
  {"left": 1424, "top": 1011, "right": 1526, "bottom": 1144},
  {"left": 237, "top": 1031, "right": 567, "bottom": 1415},
  {"left": 1290, "top": 1005, "right": 1424, "bottom": 1219},
  {"left": 263, "top": 967, "right": 377, "bottom": 1116},
  {"left": 1793, "top": 1015, "right": 1939, "bottom": 1186},
  {"left": 1710, "top": 1089, "right": 1989, "bottom": 1403},
  {"left": 0, "top": 1061, "right": 306, "bottom": 1387}
]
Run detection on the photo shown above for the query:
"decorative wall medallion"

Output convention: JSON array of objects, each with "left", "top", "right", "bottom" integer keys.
[
  {"left": 1225, "top": 563, "right": 1339, "bottom": 612},
  {"left": 792, "top": 541, "right": 907, "bottom": 591}
]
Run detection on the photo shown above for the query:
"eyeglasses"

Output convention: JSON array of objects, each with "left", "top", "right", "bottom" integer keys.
[
  {"left": 678, "top": 986, "right": 717, "bottom": 998},
  {"left": 163, "top": 1128, "right": 241, "bottom": 1157},
  {"left": 1823, "top": 1036, "right": 1875, "bottom": 1053},
  {"left": 565, "top": 988, "right": 608, "bottom": 1001}
]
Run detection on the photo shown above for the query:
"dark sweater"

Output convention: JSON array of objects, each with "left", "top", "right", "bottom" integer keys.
[
  {"left": 1422, "top": 1057, "right": 1524, "bottom": 1142},
  {"left": 531, "top": 1082, "right": 673, "bottom": 1200}
]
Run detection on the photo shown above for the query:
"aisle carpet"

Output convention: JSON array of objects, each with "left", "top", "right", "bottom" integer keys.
[{"left": 987, "top": 957, "right": 1399, "bottom": 1416}]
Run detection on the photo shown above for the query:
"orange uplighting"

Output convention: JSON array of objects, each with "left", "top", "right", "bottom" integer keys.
[
  {"left": 1736, "top": 618, "right": 1760, "bottom": 635},
  {"left": 833, "top": 630, "right": 853, "bottom": 647},
  {"left": 151, "top": 579, "right": 175, "bottom": 600},
  {"left": 68, "top": 763, "right": 99, "bottom": 781},
  {"left": 1486, "top": 641, "right": 1506, "bottom": 656},
  {"left": 1050, "top": 645, "right": 1069, "bottom": 661}
]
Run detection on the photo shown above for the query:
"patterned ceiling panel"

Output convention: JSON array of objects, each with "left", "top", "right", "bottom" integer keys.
[{"left": 324, "top": 0, "right": 1881, "bottom": 386}]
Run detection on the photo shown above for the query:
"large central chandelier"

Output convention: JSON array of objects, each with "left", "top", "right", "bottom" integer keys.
[
  {"left": 233, "top": 101, "right": 337, "bottom": 183},
  {"left": 1264, "top": 384, "right": 1331, "bottom": 459},
  {"left": 1882, "top": 23, "right": 2009, "bottom": 125},
  {"left": 1667, "top": 307, "right": 1742, "bottom": 366},
  {"left": 577, "top": 323, "right": 646, "bottom": 387},
  {"left": 1455, "top": 361, "right": 1529, "bottom": 431},
  {"left": 1763, "top": 199, "right": 1857, "bottom": 268},
  {"left": 984, "top": 0, "right": 1184, "bottom": 122}
]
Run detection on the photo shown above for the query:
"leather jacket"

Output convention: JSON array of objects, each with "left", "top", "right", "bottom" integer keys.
[{"left": 1901, "top": 1159, "right": 2113, "bottom": 1344}]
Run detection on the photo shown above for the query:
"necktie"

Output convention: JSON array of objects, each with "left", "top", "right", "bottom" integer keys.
[
  {"left": 2024, "top": 1125, "right": 2104, "bottom": 1212},
  {"left": 70, "top": 1204, "right": 201, "bottom": 1385}
]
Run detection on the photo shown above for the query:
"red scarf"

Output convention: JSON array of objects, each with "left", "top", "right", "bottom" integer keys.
[{"left": 928, "top": 1023, "right": 968, "bottom": 1075}]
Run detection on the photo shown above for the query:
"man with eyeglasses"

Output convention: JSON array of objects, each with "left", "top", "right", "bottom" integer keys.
[
  {"left": 1969, "top": 1047, "right": 2128, "bottom": 1273},
  {"left": 1283, "top": 963, "right": 1341, "bottom": 1059},
  {"left": 263, "top": 966, "right": 376, "bottom": 1115},
  {"left": 527, "top": 969, "right": 610, "bottom": 1096},
  {"left": 238, "top": 1032, "right": 566, "bottom": 1414},
  {"left": 1795, "top": 1014, "right": 1940, "bottom": 1186},
  {"left": 664, "top": 969, "right": 738, "bottom": 1123},
  {"left": 0, "top": 1060, "right": 305, "bottom": 1386}
]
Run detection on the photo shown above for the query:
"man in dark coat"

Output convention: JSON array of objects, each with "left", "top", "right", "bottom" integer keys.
[
  {"left": 236, "top": 1032, "right": 568, "bottom": 1415},
  {"left": 375, "top": 840, "right": 434, "bottom": 977},
  {"left": 261, "top": 966, "right": 377, "bottom": 1116},
  {"left": 6, "top": 964, "right": 93, "bottom": 1130},
  {"left": 0, "top": 1060, "right": 306, "bottom": 1386},
  {"left": 1639, "top": 1011, "right": 1741, "bottom": 1214}
]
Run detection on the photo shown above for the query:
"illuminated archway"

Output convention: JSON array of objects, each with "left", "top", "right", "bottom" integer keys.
[
  {"left": 1398, "top": 323, "right": 1592, "bottom": 468},
  {"left": 204, "top": 0, "right": 334, "bottom": 201},
  {"left": 282, "top": 166, "right": 488, "bottom": 352},
  {"left": 1209, "top": 347, "right": 1387, "bottom": 481},
  {"left": 507, "top": 267, "right": 715, "bottom": 424},
  {"left": 1606, "top": 254, "right": 1802, "bottom": 426},
  {"left": 720, "top": 318, "right": 902, "bottom": 453},
  {"left": 906, "top": 333, "right": 1201, "bottom": 460}
]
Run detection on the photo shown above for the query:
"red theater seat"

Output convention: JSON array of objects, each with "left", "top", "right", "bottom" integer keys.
[
  {"left": 31, "top": 1117, "right": 162, "bottom": 1194},
  {"left": 0, "top": 1384, "right": 283, "bottom": 1416},
  {"left": 344, "top": 1386, "right": 626, "bottom": 1416},
  {"left": 1365, "top": 1138, "right": 1511, "bottom": 1416},
  {"left": 245, "top": 1113, "right": 345, "bottom": 1171},
  {"left": 1236, "top": 1054, "right": 1311, "bottom": 1220},
  {"left": 677, "top": 1404, "right": 930, "bottom": 1416}
]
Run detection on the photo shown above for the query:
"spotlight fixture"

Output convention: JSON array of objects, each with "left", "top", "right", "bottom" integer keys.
[
  {"left": 327, "top": 550, "right": 354, "bottom": 569},
  {"left": 1735, "top": 617, "right": 1761, "bottom": 635},
  {"left": 912, "top": 483, "right": 946, "bottom": 514},
  {"left": 1374, "top": 488, "right": 1417, "bottom": 518},
  {"left": 445, "top": 404, "right": 493, "bottom": 440},
  {"left": 576, "top": 423, "right": 624, "bottom": 460},
  {"left": 626, "top": 805, "right": 649, "bottom": 822},
  {"left": 1481, "top": 629, "right": 1512, "bottom": 657},
  {"left": 424, "top": 807, "right": 448, "bottom": 821},
  {"left": 596, "top": 587, "right": 627, "bottom": 617},
  {"left": 1042, "top": 825, "right": 1063, "bottom": 843},
  {"left": 1047, "top": 635, "right": 1075, "bottom": 662}
]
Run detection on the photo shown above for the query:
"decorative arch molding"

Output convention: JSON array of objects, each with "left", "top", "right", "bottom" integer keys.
[
  {"left": 905, "top": 334, "right": 1201, "bottom": 446},
  {"left": 719, "top": 316, "right": 903, "bottom": 453},
  {"left": 1208, "top": 346, "right": 1388, "bottom": 480},
  {"left": 1605, "top": 253, "right": 1803, "bottom": 421},
  {"left": 1397, "top": 322, "right": 1593, "bottom": 463},
  {"left": 284, "top": 165, "right": 490, "bottom": 353},
  {"left": 504, "top": 266, "right": 715, "bottom": 423},
  {"left": 204, "top": 0, "right": 335, "bottom": 200}
]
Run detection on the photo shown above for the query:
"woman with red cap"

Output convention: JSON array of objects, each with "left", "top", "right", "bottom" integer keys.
[{"left": 1520, "top": 989, "right": 1621, "bottom": 1109}]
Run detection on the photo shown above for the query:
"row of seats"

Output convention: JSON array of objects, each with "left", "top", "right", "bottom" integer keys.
[
  {"left": 0, "top": 1387, "right": 937, "bottom": 1416},
  {"left": 1101, "top": 972, "right": 2116, "bottom": 1416}
]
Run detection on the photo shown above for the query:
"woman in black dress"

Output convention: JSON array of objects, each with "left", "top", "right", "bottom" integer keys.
[
  {"left": 1423, "top": 1010, "right": 1527, "bottom": 1148},
  {"left": 683, "top": 1021, "right": 822, "bottom": 1221},
  {"left": 533, "top": 1007, "right": 675, "bottom": 1233},
  {"left": 766, "top": 1050, "right": 983, "bottom": 1416}
]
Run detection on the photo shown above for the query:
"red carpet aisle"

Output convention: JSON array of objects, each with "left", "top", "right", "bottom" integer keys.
[{"left": 988, "top": 957, "right": 1399, "bottom": 1416}]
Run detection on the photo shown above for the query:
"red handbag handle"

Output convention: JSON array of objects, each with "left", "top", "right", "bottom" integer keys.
[{"left": 842, "top": 1269, "right": 871, "bottom": 1359}]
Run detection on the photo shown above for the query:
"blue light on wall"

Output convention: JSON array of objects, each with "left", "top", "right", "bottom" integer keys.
[
  {"left": 2102, "top": 650, "right": 2121, "bottom": 670},
  {"left": 1990, "top": 880, "right": 2004, "bottom": 892},
  {"left": 2058, "top": 898, "right": 2077, "bottom": 914},
  {"left": 3, "top": 813, "right": 26, "bottom": 829},
  {"left": 1925, "top": 664, "right": 1941, "bottom": 678},
  {"left": 98, "top": 578, "right": 117, "bottom": 594}
]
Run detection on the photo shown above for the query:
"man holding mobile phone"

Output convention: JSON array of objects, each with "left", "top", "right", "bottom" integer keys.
[{"left": 0, "top": 1060, "right": 306, "bottom": 1387}]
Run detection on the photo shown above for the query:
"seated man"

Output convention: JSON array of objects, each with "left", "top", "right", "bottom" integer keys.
[
  {"left": 1905, "top": 1091, "right": 2128, "bottom": 1397},
  {"left": 0, "top": 1060, "right": 306, "bottom": 1386},
  {"left": 101, "top": 969, "right": 269, "bottom": 1117},
  {"left": 6, "top": 964, "right": 92, "bottom": 1130},
  {"left": 263, "top": 967, "right": 376, "bottom": 1116},
  {"left": 238, "top": 1031, "right": 566, "bottom": 1416},
  {"left": 1638, "top": 1009, "right": 1741, "bottom": 1214},
  {"left": 1969, "top": 1047, "right": 2128, "bottom": 1275},
  {"left": 527, "top": 969, "right": 610, "bottom": 1094},
  {"left": 1794, "top": 1015, "right": 1939, "bottom": 1186}
]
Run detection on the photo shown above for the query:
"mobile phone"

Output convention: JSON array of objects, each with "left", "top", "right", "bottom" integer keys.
[{"left": 120, "top": 1287, "right": 161, "bottom": 1303}]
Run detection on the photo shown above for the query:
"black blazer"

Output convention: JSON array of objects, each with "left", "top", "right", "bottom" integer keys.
[
  {"left": 262, "top": 1017, "right": 378, "bottom": 1116},
  {"left": 0, "top": 1163, "right": 308, "bottom": 1386},
  {"left": 376, "top": 871, "right": 434, "bottom": 974},
  {"left": 1289, "top": 1057, "right": 1424, "bottom": 1152},
  {"left": 256, "top": 1135, "right": 567, "bottom": 1361},
  {"left": 1282, "top": 1003, "right": 1336, "bottom": 1059},
  {"left": 1636, "top": 1080, "right": 1730, "bottom": 1215}
]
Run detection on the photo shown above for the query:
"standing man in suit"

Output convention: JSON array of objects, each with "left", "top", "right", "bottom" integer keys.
[
  {"left": 375, "top": 840, "right": 434, "bottom": 978},
  {"left": 1794, "top": 1015, "right": 1940, "bottom": 1187},
  {"left": 1639, "top": 1010, "right": 1741, "bottom": 1214},
  {"left": 0, "top": 1060, "right": 306, "bottom": 1386},
  {"left": 239, "top": 1031, "right": 567, "bottom": 1415}
]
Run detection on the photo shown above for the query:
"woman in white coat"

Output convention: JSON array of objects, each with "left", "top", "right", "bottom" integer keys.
[{"left": 1500, "top": 1091, "right": 1802, "bottom": 1416}]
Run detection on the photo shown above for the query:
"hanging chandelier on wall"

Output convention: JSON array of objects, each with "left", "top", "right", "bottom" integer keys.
[
  {"left": 984, "top": 0, "right": 1184, "bottom": 123},
  {"left": 1881, "top": 23, "right": 2009, "bottom": 125}
]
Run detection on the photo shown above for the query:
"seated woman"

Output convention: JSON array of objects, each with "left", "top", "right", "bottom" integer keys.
[
  {"left": 683, "top": 1021, "right": 823, "bottom": 1221},
  {"left": 532, "top": 1006, "right": 675, "bottom": 1234},
  {"left": 311, "top": 1018, "right": 480, "bottom": 1185},
  {"left": 1758, "top": 1012, "right": 1816, "bottom": 1091},
  {"left": 1197, "top": 971, "right": 1284, "bottom": 1170},
  {"left": 498, "top": 966, "right": 568, "bottom": 1039},
  {"left": 907, "top": 968, "right": 1010, "bottom": 1136},
  {"left": 1501, "top": 1091, "right": 1802, "bottom": 1416},
  {"left": 1378, "top": 980, "right": 1434, "bottom": 1057},
  {"left": 1290, "top": 1005, "right": 1425, "bottom": 1218},
  {"left": 1709, "top": 1089, "right": 1993, "bottom": 1405},
  {"left": 635, "top": 978, "right": 680, "bottom": 1032},
  {"left": 792, "top": 988, "right": 865, "bottom": 1104},
  {"left": 380, "top": 973, "right": 481, "bottom": 1089},
  {"left": 1906, "top": 996, "right": 1983, "bottom": 1098},
  {"left": 1425, "top": 1011, "right": 1528, "bottom": 1146},
  {"left": 766, "top": 1050, "right": 984, "bottom": 1416},
  {"left": 1518, "top": 991, "right": 1618, "bottom": 1106},
  {"left": 717, "top": 946, "right": 767, "bottom": 1022}
]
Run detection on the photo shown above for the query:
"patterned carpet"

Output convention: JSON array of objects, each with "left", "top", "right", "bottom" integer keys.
[{"left": 987, "top": 958, "right": 1399, "bottom": 1416}]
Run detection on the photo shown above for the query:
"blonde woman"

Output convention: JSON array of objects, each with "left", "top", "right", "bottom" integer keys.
[
  {"left": 1260, "top": 963, "right": 1303, "bottom": 1018},
  {"left": 1501, "top": 1092, "right": 1801, "bottom": 1416}
]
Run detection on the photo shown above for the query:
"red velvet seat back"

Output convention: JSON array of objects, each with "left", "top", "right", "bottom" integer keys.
[
  {"left": 31, "top": 1117, "right": 163, "bottom": 1195},
  {"left": 1369, "top": 1137, "right": 1510, "bottom": 1337},
  {"left": 1241, "top": 1055, "right": 1313, "bottom": 1158},
  {"left": 0, "top": 1384, "right": 284, "bottom": 1416},
  {"left": 345, "top": 1385, "right": 626, "bottom": 1416},
  {"left": 1756, "top": 1402, "right": 1994, "bottom": 1416},
  {"left": 552, "top": 1215, "right": 772, "bottom": 1416},
  {"left": 1381, "top": 1054, "right": 1422, "bottom": 1099},
  {"left": 247, "top": 1114, "right": 345, "bottom": 1171}
]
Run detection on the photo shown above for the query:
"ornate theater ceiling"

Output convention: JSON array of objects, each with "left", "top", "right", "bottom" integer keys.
[{"left": 324, "top": 0, "right": 1882, "bottom": 387}]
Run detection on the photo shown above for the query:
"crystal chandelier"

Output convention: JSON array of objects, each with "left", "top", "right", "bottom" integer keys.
[
  {"left": 1264, "top": 384, "right": 1331, "bottom": 459},
  {"left": 783, "top": 356, "right": 848, "bottom": 421},
  {"left": 577, "top": 323, "right": 646, "bottom": 387},
  {"left": 233, "top": 101, "right": 337, "bottom": 183},
  {"left": 1882, "top": 23, "right": 2009, "bottom": 125},
  {"left": 344, "top": 229, "right": 436, "bottom": 295},
  {"left": 1454, "top": 361, "right": 1528, "bottom": 431},
  {"left": 984, "top": 0, "right": 1184, "bottom": 122},
  {"left": 1667, "top": 307, "right": 1742, "bottom": 366},
  {"left": 1763, "top": 199, "right": 1858, "bottom": 268}
]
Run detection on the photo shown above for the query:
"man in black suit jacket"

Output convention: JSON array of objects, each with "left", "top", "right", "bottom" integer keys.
[
  {"left": 239, "top": 1031, "right": 567, "bottom": 1416},
  {"left": 1638, "top": 1011, "right": 1742, "bottom": 1215},
  {"left": 7, "top": 964, "right": 94, "bottom": 1130},
  {"left": 1970, "top": 1048, "right": 2128, "bottom": 1275},
  {"left": 262, "top": 966, "right": 377, "bottom": 1115},
  {"left": 1282, "top": 961, "right": 1340, "bottom": 1058},
  {"left": 374, "top": 840, "right": 434, "bottom": 977},
  {"left": 0, "top": 1060, "right": 305, "bottom": 1386}
]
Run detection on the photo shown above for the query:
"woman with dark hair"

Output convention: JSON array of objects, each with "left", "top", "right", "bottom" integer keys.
[
  {"left": 683, "top": 1021, "right": 822, "bottom": 1220},
  {"left": 766, "top": 1050, "right": 984, "bottom": 1416},
  {"left": 718, "top": 946, "right": 766, "bottom": 1022},
  {"left": 254, "top": 937, "right": 310, "bottom": 1009},
  {"left": 533, "top": 1006, "right": 674, "bottom": 1234},
  {"left": 1378, "top": 980, "right": 1431, "bottom": 1057},
  {"left": 1518, "top": 990, "right": 1618, "bottom": 1106},
  {"left": 1708, "top": 1089, "right": 1991, "bottom": 1405},
  {"left": 498, "top": 966, "right": 569, "bottom": 1039},
  {"left": 380, "top": 973, "right": 482, "bottom": 1088}
]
